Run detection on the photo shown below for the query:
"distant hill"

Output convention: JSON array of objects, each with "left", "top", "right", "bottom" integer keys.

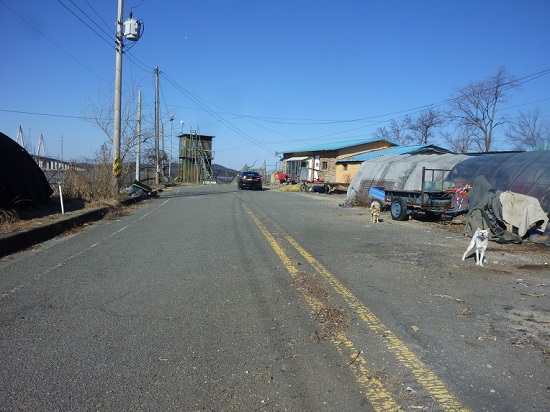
[{"left": 212, "top": 164, "right": 239, "bottom": 183}]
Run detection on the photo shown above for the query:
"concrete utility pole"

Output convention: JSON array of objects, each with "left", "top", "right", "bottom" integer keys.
[
  {"left": 155, "top": 67, "right": 160, "bottom": 184},
  {"left": 112, "top": 0, "right": 124, "bottom": 192},
  {"left": 135, "top": 90, "right": 142, "bottom": 181},
  {"left": 169, "top": 113, "right": 174, "bottom": 181}
]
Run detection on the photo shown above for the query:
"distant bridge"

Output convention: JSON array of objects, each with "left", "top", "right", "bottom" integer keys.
[{"left": 32, "top": 155, "right": 72, "bottom": 171}]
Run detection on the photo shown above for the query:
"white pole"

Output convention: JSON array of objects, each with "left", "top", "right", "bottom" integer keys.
[{"left": 58, "top": 181, "right": 65, "bottom": 214}]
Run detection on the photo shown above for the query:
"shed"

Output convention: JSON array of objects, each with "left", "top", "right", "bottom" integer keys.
[{"left": 280, "top": 138, "right": 396, "bottom": 183}]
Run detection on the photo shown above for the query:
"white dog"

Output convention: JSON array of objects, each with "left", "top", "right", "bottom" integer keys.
[{"left": 462, "top": 228, "right": 490, "bottom": 266}]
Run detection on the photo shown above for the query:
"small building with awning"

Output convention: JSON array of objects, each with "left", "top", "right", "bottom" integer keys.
[{"left": 280, "top": 138, "right": 396, "bottom": 183}]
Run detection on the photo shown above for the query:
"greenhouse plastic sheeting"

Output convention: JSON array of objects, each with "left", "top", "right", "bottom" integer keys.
[
  {"left": 344, "top": 153, "right": 470, "bottom": 205},
  {"left": 447, "top": 151, "right": 550, "bottom": 215},
  {"left": 0, "top": 132, "right": 53, "bottom": 209}
]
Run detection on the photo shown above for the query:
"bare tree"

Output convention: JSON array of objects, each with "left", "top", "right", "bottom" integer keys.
[
  {"left": 449, "top": 66, "right": 518, "bottom": 152},
  {"left": 408, "top": 109, "right": 445, "bottom": 145},
  {"left": 441, "top": 130, "right": 474, "bottom": 153},
  {"left": 373, "top": 110, "right": 445, "bottom": 147},
  {"left": 505, "top": 108, "right": 548, "bottom": 150},
  {"left": 373, "top": 117, "right": 413, "bottom": 145},
  {"left": 83, "top": 82, "right": 154, "bottom": 166}
]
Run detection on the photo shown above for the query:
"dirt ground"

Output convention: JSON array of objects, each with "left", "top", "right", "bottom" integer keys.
[{"left": 379, "top": 210, "right": 550, "bottom": 360}]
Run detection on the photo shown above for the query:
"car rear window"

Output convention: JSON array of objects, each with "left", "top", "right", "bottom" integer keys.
[{"left": 241, "top": 172, "right": 260, "bottom": 177}]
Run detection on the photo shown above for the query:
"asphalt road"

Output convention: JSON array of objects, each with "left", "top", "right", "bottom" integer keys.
[{"left": 1, "top": 184, "right": 549, "bottom": 411}]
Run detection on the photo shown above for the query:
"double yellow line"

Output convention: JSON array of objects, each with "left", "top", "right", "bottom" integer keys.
[{"left": 242, "top": 202, "right": 470, "bottom": 412}]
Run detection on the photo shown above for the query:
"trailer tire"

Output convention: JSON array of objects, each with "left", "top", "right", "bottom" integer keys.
[{"left": 391, "top": 198, "right": 408, "bottom": 221}]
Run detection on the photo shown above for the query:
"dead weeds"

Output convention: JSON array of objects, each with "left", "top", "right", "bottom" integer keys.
[
  {"left": 0, "top": 196, "right": 133, "bottom": 235},
  {"left": 293, "top": 271, "right": 349, "bottom": 342}
]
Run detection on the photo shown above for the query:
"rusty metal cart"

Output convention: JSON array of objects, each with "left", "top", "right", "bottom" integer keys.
[{"left": 369, "top": 168, "right": 469, "bottom": 221}]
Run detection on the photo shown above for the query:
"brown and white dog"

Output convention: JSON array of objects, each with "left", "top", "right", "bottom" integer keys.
[{"left": 370, "top": 202, "right": 381, "bottom": 223}]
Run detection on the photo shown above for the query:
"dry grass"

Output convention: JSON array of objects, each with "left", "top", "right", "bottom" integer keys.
[
  {"left": 293, "top": 271, "right": 350, "bottom": 342},
  {"left": 455, "top": 307, "right": 476, "bottom": 318},
  {"left": 59, "top": 163, "right": 117, "bottom": 202},
  {"left": 0, "top": 162, "right": 132, "bottom": 235}
]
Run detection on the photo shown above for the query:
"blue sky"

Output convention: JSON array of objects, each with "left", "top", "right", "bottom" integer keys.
[{"left": 1, "top": 0, "right": 550, "bottom": 171}]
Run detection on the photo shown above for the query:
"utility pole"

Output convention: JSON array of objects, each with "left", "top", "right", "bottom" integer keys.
[
  {"left": 155, "top": 66, "right": 160, "bottom": 185},
  {"left": 60, "top": 134, "right": 64, "bottom": 164},
  {"left": 169, "top": 113, "right": 174, "bottom": 181},
  {"left": 135, "top": 90, "right": 142, "bottom": 181},
  {"left": 112, "top": 0, "right": 124, "bottom": 192}
]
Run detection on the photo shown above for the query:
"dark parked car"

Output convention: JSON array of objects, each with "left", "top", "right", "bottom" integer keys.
[{"left": 238, "top": 171, "right": 262, "bottom": 190}]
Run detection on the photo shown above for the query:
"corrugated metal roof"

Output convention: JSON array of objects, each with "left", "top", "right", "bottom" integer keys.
[
  {"left": 282, "top": 138, "right": 395, "bottom": 154},
  {"left": 337, "top": 145, "right": 452, "bottom": 162}
]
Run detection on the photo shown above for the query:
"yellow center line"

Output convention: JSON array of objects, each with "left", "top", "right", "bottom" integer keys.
[
  {"left": 242, "top": 203, "right": 401, "bottom": 411},
  {"left": 244, "top": 202, "right": 471, "bottom": 412}
]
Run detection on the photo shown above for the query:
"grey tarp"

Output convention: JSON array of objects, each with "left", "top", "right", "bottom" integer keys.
[{"left": 464, "top": 175, "right": 523, "bottom": 243}]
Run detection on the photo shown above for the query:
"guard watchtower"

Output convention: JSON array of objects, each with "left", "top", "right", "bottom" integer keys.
[{"left": 178, "top": 131, "right": 215, "bottom": 184}]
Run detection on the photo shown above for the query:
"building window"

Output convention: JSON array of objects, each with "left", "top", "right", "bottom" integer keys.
[
  {"left": 343, "top": 164, "right": 348, "bottom": 171},
  {"left": 321, "top": 161, "right": 328, "bottom": 170}
]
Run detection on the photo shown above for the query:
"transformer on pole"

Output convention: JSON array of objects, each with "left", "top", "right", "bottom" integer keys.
[{"left": 113, "top": 1, "right": 142, "bottom": 192}]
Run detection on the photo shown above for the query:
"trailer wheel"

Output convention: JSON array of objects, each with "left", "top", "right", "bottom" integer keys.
[
  {"left": 390, "top": 198, "right": 408, "bottom": 221},
  {"left": 370, "top": 199, "right": 383, "bottom": 211}
]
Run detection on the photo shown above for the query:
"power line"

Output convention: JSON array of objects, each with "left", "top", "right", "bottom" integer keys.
[
  {"left": 162, "top": 73, "right": 276, "bottom": 155},
  {"left": 56, "top": 0, "right": 113, "bottom": 48},
  {"left": 0, "top": 0, "right": 110, "bottom": 84},
  {"left": 83, "top": 0, "right": 113, "bottom": 34},
  {"left": 126, "top": 51, "right": 155, "bottom": 73},
  {"left": 0, "top": 108, "right": 100, "bottom": 121},
  {"left": 174, "top": 68, "right": 550, "bottom": 128}
]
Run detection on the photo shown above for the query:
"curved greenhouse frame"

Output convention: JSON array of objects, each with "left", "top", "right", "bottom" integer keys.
[
  {"left": 447, "top": 151, "right": 550, "bottom": 214},
  {"left": 344, "top": 153, "right": 470, "bottom": 205}
]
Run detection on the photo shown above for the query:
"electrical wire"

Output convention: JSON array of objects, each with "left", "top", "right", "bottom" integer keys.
[
  {"left": 65, "top": 0, "right": 113, "bottom": 41},
  {"left": 125, "top": 50, "right": 155, "bottom": 73},
  {"left": 83, "top": 0, "right": 113, "bottom": 34},
  {"left": 0, "top": 0, "right": 109, "bottom": 84},
  {"left": 56, "top": 0, "right": 113, "bottom": 48},
  {"left": 162, "top": 72, "right": 276, "bottom": 154},
  {"left": 4, "top": 0, "right": 550, "bottom": 150},
  {"left": 0, "top": 108, "right": 100, "bottom": 121}
]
